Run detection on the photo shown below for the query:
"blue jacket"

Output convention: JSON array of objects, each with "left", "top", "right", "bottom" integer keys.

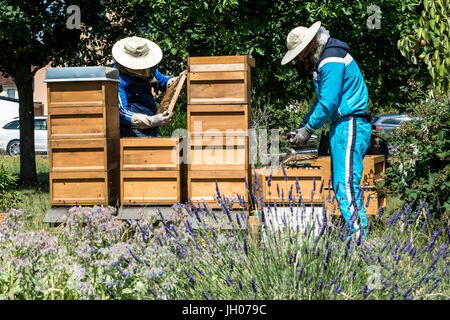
[
  {"left": 301, "top": 38, "right": 369, "bottom": 131},
  {"left": 115, "top": 65, "right": 171, "bottom": 127}
]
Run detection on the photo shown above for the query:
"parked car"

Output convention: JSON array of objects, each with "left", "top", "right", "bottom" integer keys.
[
  {"left": 371, "top": 114, "right": 419, "bottom": 157},
  {"left": 371, "top": 114, "right": 417, "bottom": 134},
  {"left": 0, "top": 116, "right": 48, "bottom": 156}
]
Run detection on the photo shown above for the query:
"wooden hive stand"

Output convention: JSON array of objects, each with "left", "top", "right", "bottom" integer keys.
[{"left": 44, "top": 67, "right": 120, "bottom": 223}]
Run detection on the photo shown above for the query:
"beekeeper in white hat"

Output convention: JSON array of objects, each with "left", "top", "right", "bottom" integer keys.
[
  {"left": 112, "top": 36, "right": 180, "bottom": 137},
  {"left": 282, "top": 21, "right": 372, "bottom": 239}
]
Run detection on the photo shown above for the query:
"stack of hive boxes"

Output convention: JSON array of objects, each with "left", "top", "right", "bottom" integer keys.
[
  {"left": 45, "top": 67, "right": 120, "bottom": 207},
  {"left": 120, "top": 137, "right": 185, "bottom": 206},
  {"left": 187, "top": 56, "right": 255, "bottom": 209}
]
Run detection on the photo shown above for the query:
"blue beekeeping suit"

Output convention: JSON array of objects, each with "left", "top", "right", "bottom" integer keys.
[
  {"left": 301, "top": 38, "right": 372, "bottom": 237},
  {"left": 115, "top": 64, "right": 171, "bottom": 137}
]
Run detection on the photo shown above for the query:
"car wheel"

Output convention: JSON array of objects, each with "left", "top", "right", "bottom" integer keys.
[{"left": 7, "top": 140, "right": 20, "bottom": 156}]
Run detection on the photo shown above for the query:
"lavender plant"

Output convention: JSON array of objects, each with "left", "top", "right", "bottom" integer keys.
[{"left": 0, "top": 177, "right": 448, "bottom": 300}]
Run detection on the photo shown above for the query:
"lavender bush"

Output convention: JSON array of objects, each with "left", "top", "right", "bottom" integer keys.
[{"left": 0, "top": 176, "right": 448, "bottom": 300}]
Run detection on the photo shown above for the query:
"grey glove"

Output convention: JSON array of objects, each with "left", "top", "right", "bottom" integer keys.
[
  {"left": 131, "top": 111, "right": 172, "bottom": 129},
  {"left": 290, "top": 126, "right": 313, "bottom": 146}
]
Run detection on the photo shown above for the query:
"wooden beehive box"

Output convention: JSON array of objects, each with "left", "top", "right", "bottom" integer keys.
[
  {"left": 188, "top": 136, "right": 248, "bottom": 171},
  {"left": 309, "top": 155, "right": 386, "bottom": 215},
  {"left": 187, "top": 104, "right": 250, "bottom": 136},
  {"left": 188, "top": 169, "right": 250, "bottom": 209},
  {"left": 254, "top": 166, "right": 324, "bottom": 204},
  {"left": 120, "top": 137, "right": 186, "bottom": 205},
  {"left": 46, "top": 72, "right": 119, "bottom": 140},
  {"left": 310, "top": 155, "right": 386, "bottom": 188},
  {"left": 121, "top": 137, "right": 183, "bottom": 171},
  {"left": 49, "top": 138, "right": 119, "bottom": 172},
  {"left": 187, "top": 55, "right": 255, "bottom": 105},
  {"left": 45, "top": 67, "right": 121, "bottom": 207},
  {"left": 49, "top": 170, "right": 119, "bottom": 206}
]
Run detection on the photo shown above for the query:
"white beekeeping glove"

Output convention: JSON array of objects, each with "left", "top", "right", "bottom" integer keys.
[
  {"left": 167, "top": 76, "right": 179, "bottom": 88},
  {"left": 131, "top": 111, "right": 172, "bottom": 129}
]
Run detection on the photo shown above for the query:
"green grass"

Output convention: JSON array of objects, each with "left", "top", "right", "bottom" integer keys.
[{"left": 0, "top": 155, "right": 50, "bottom": 231}]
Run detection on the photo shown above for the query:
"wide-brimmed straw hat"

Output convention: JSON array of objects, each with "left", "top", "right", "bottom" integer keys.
[
  {"left": 112, "top": 36, "right": 163, "bottom": 70},
  {"left": 281, "top": 21, "right": 321, "bottom": 65}
]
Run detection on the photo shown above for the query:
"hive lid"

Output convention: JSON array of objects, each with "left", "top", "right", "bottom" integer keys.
[{"left": 45, "top": 66, "right": 119, "bottom": 82}]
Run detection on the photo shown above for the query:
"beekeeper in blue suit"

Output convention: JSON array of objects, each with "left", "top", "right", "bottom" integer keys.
[
  {"left": 112, "top": 36, "right": 180, "bottom": 137},
  {"left": 281, "top": 22, "right": 372, "bottom": 238}
]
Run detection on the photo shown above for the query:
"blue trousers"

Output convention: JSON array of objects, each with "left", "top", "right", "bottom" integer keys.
[{"left": 330, "top": 116, "right": 372, "bottom": 236}]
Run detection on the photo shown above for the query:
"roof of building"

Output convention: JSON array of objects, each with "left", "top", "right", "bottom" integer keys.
[{"left": 0, "top": 72, "right": 15, "bottom": 86}]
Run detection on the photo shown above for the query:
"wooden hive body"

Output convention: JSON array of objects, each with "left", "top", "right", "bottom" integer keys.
[
  {"left": 45, "top": 67, "right": 120, "bottom": 206},
  {"left": 120, "top": 137, "right": 186, "bottom": 205}
]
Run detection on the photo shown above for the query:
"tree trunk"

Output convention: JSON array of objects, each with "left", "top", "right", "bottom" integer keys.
[{"left": 14, "top": 63, "right": 37, "bottom": 186}]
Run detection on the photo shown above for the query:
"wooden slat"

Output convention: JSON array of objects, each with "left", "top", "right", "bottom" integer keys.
[
  {"left": 188, "top": 56, "right": 253, "bottom": 66},
  {"left": 255, "top": 167, "right": 324, "bottom": 203},
  {"left": 121, "top": 170, "right": 181, "bottom": 205},
  {"left": 48, "top": 82, "right": 103, "bottom": 104},
  {"left": 120, "top": 137, "right": 182, "bottom": 171},
  {"left": 189, "top": 71, "right": 245, "bottom": 81},
  {"left": 188, "top": 169, "right": 250, "bottom": 208},
  {"left": 190, "top": 63, "right": 246, "bottom": 72},
  {"left": 188, "top": 104, "right": 250, "bottom": 135}
]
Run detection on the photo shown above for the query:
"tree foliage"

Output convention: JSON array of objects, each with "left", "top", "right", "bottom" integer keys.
[
  {"left": 380, "top": 93, "right": 450, "bottom": 220},
  {"left": 398, "top": 0, "right": 450, "bottom": 99},
  {"left": 131, "top": 0, "right": 431, "bottom": 131},
  {"left": 0, "top": 1, "right": 140, "bottom": 184}
]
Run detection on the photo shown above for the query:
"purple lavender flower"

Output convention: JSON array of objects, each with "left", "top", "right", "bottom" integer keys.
[
  {"left": 128, "top": 249, "right": 142, "bottom": 264},
  {"left": 295, "top": 177, "right": 300, "bottom": 193},
  {"left": 238, "top": 280, "right": 243, "bottom": 291},
  {"left": 426, "top": 227, "right": 443, "bottom": 252},
  {"left": 251, "top": 278, "right": 258, "bottom": 293},
  {"left": 267, "top": 174, "right": 272, "bottom": 188},
  {"left": 184, "top": 269, "right": 196, "bottom": 284},
  {"left": 319, "top": 280, "right": 324, "bottom": 290},
  {"left": 323, "top": 248, "right": 332, "bottom": 271},
  {"left": 202, "top": 291, "right": 212, "bottom": 300},
  {"left": 297, "top": 267, "right": 304, "bottom": 283},
  {"left": 281, "top": 163, "right": 288, "bottom": 181},
  {"left": 148, "top": 288, "right": 158, "bottom": 298},
  {"left": 243, "top": 234, "right": 248, "bottom": 255},
  {"left": 351, "top": 269, "right": 357, "bottom": 281},
  {"left": 193, "top": 265, "right": 205, "bottom": 276}
]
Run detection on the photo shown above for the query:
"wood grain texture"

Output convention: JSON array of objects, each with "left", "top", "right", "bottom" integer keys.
[
  {"left": 121, "top": 170, "right": 182, "bottom": 205},
  {"left": 188, "top": 169, "right": 250, "bottom": 209},
  {"left": 188, "top": 56, "right": 255, "bottom": 69},
  {"left": 254, "top": 166, "right": 324, "bottom": 204},
  {"left": 187, "top": 104, "right": 250, "bottom": 135},
  {"left": 188, "top": 136, "right": 248, "bottom": 171},
  {"left": 120, "top": 137, "right": 183, "bottom": 171},
  {"left": 187, "top": 56, "right": 254, "bottom": 105},
  {"left": 49, "top": 169, "right": 119, "bottom": 206}
]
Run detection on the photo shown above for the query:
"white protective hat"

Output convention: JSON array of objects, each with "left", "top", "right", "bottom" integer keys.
[
  {"left": 112, "top": 36, "right": 163, "bottom": 70},
  {"left": 281, "top": 21, "right": 321, "bottom": 65}
]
